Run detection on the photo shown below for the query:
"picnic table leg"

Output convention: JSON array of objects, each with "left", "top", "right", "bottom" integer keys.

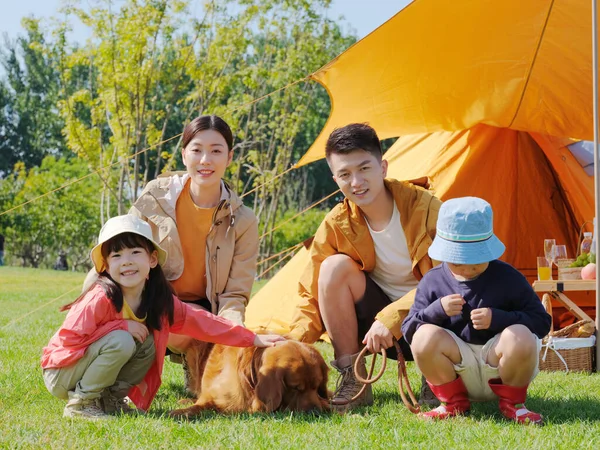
[
  {"left": 541, "top": 294, "right": 553, "bottom": 335},
  {"left": 550, "top": 291, "right": 594, "bottom": 323}
]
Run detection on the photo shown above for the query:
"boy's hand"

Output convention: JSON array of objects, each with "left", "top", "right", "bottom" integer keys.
[
  {"left": 441, "top": 294, "right": 465, "bottom": 316},
  {"left": 471, "top": 308, "right": 492, "bottom": 330},
  {"left": 362, "top": 320, "right": 394, "bottom": 353},
  {"left": 253, "top": 334, "right": 286, "bottom": 347},
  {"left": 126, "top": 320, "right": 149, "bottom": 342}
]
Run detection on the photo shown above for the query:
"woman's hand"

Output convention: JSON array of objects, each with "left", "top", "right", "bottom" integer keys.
[
  {"left": 127, "top": 320, "right": 149, "bottom": 342},
  {"left": 253, "top": 333, "right": 286, "bottom": 347}
]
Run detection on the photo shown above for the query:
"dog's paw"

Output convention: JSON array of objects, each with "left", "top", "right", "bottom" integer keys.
[
  {"left": 169, "top": 405, "right": 202, "bottom": 419},
  {"left": 169, "top": 408, "right": 191, "bottom": 419}
]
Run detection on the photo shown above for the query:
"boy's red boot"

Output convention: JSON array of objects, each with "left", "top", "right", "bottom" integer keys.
[
  {"left": 488, "top": 378, "right": 543, "bottom": 425},
  {"left": 421, "top": 376, "right": 470, "bottom": 420}
]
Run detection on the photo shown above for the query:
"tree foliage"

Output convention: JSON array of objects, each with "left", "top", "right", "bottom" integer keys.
[
  {"left": 0, "top": 19, "right": 73, "bottom": 176},
  {"left": 0, "top": 157, "right": 102, "bottom": 270}
]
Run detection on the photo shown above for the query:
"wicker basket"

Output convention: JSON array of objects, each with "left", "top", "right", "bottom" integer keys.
[
  {"left": 539, "top": 336, "right": 596, "bottom": 373},
  {"left": 557, "top": 267, "right": 583, "bottom": 280}
]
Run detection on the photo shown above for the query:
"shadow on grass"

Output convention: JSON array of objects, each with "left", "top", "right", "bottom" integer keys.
[
  {"left": 149, "top": 381, "right": 338, "bottom": 423},
  {"left": 146, "top": 407, "right": 337, "bottom": 423},
  {"left": 373, "top": 388, "right": 600, "bottom": 424}
]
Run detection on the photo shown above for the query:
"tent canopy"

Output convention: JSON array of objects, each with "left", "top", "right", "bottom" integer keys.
[{"left": 297, "top": 0, "right": 594, "bottom": 167}]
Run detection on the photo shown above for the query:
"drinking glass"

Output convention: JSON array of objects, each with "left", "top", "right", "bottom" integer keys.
[
  {"left": 536, "top": 256, "right": 551, "bottom": 280},
  {"left": 543, "top": 239, "right": 555, "bottom": 279},
  {"left": 551, "top": 244, "right": 568, "bottom": 267},
  {"left": 544, "top": 239, "right": 555, "bottom": 264}
]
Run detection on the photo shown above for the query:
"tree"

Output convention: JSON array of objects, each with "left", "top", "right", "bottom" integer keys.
[
  {"left": 0, "top": 18, "right": 73, "bottom": 177},
  {"left": 0, "top": 156, "right": 102, "bottom": 270}
]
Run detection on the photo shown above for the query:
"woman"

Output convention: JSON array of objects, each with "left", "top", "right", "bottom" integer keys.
[{"left": 129, "top": 115, "right": 259, "bottom": 387}]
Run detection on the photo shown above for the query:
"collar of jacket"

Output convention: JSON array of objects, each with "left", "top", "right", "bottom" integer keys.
[
  {"left": 146, "top": 172, "right": 243, "bottom": 228},
  {"left": 329, "top": 178, "right": 435, "bottom": 270}
]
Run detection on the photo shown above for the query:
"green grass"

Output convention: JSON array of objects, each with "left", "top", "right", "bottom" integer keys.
[{"left": 2, "top": 266, "right": 600, "bottom": 449}]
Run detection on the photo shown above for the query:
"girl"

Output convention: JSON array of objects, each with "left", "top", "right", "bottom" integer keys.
[{"left": 42, "top": 215, "right": 283, "bottom": 419}]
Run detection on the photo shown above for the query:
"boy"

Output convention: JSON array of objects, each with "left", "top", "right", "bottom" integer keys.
[
  {"left": 401, "top": 197, "right": 551, "bottom": 424},
  {"left": 288, "top": 123, "right": 441, "bottom": 410}
]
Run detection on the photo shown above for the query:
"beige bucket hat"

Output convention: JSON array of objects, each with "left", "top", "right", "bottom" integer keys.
[{"left": 90, "top": 214, "right": 168, "bottom": 273}]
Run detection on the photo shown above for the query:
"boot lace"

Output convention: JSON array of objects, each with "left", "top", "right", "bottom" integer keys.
[{"left": 333, "top": 366, "right": 362, "bottom": 401}]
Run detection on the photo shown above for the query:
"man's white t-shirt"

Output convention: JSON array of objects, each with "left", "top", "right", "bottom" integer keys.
[{"left": 365, "top": 202, "right": 418, "bottom": 300}]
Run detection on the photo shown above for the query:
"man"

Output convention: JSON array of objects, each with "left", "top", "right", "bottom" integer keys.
[{"left": 288, "top": 123, "right": 441, "bottom": 410}]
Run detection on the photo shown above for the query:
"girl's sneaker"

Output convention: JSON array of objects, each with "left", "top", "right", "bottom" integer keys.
[
  {"left": 63, "top": 397, "right": 110, "bottom": 420},
  {"left": 101, "top": 393, "right": 141, "bottom": 415}
]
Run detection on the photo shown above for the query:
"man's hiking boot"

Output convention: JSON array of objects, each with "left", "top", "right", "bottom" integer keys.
[{"left": 330, "top": 352, "right": 373, "bottom": 411}]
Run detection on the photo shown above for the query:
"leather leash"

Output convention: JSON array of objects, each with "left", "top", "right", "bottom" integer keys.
[{"left": 331, "top": 339, "right": 420, "bottom": 414}]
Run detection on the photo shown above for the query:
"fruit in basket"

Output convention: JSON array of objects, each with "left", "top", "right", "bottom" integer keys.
[
  {"left": 570, "top": 252, "right": 590, "bottom": 267},
  {"left": 581, "top": 262, "right": 596, "bottom": 280}
]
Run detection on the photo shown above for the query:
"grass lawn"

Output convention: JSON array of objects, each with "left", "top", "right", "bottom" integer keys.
[{"left": 1, "top": 266, "right": 600, "bottom": 449}]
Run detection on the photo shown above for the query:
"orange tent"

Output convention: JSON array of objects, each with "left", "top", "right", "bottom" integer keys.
[{"left": 246, "top": 0, "right": 597, "bottom": 332}]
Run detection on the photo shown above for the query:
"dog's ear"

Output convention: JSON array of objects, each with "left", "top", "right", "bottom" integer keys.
[{"left": 254, "top": 368, "right": 284, "bottom": 412}]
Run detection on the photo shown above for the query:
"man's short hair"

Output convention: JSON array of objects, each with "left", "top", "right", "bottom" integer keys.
[{"left": 325, "top": 123, "right": 382, "bottom": 161}]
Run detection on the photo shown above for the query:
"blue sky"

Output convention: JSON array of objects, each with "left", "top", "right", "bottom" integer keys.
[{"left": 0, "top": 0, "right": 411, "bottom": 43}]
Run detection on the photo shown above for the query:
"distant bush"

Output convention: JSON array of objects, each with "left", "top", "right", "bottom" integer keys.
[
  {"left": 0, "top": 157, "right": 102, "bottom": 271},
  {"left": 267, "top": 208, "right": 327, "bottom": 255}
]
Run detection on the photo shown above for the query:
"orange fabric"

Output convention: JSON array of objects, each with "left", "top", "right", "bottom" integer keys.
[
  {"left": 298, "top": 0, "right": 596, "bottom": 167},
  {"left": 170, "top": 180, "right": 215, "bottom": 301}
]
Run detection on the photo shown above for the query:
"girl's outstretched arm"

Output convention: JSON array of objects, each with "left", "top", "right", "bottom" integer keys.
[{"left": 171, "top": 297, "right": 284, "bottom": 347}]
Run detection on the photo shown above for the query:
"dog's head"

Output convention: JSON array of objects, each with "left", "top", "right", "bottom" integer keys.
[{"left": 249, "top": 340, "right": 330, "bottom": 412}]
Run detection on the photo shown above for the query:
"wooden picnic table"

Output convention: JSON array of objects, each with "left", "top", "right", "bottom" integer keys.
[
  {"left": 533, "top": 279, "right": 597, "bottom": 371},
  {"left": 532, "top": 280, "right": 595, "bottom": 324}
]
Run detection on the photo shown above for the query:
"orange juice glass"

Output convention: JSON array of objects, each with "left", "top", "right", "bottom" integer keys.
[{"left": 537, "top": 257, "right": 551, "bottom": 280}]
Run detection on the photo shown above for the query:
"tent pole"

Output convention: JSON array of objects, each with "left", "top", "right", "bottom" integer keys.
[{"left": 593, "top": 0, "right": 600, "bottom": 371}]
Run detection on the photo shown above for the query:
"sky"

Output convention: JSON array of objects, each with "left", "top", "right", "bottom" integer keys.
[{"left": 0, "top": 0, "right": 411, "bottom": 43}]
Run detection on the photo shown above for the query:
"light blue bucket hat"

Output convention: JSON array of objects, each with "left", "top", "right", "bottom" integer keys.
[{"left": 428, "top": 197, "right": 505, "bottom": 265}]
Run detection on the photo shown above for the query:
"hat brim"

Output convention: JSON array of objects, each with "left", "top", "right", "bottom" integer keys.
[
  {"left": 428, "top": 234, "right": 505, "bottom": 265},
  {"left": 90, "top": 233, "right": 167, "bottom": 273}
]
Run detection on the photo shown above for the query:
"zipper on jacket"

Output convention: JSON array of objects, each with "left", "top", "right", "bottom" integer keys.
[{"left": 214, "top": 246, "right": 220, "bottom": 302}]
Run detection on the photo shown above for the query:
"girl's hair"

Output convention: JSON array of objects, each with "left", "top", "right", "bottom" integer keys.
[
  {"left": 182, "top": 115, "right": 234, "bottom": 151},
  {"left": 61, "top": 232, "right": 174, "bottom": 330}
]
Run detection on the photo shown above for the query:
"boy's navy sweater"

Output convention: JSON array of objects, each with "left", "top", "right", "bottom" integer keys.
[{"left": 401, "top": 260, "right": 551, "bottom": 345}]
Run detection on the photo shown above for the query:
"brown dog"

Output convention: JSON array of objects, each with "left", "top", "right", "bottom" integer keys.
[{"left": 170, "top": 339, "right": 330, "bottom": 417}]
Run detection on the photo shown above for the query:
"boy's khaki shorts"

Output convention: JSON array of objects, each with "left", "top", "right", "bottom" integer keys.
[{"left": 443, "top": 329, "right": 541, "bottom": 401}]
